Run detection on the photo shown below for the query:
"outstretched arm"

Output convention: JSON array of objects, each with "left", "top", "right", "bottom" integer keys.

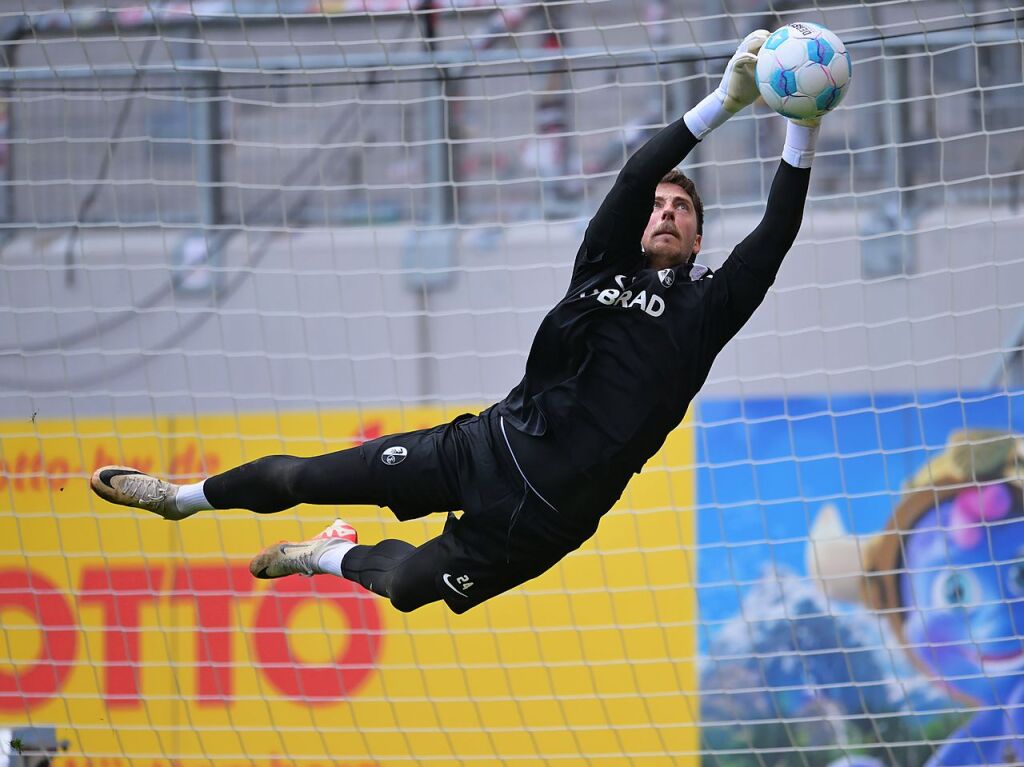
[
  {"left": 576, "top": 117, "right": 699, "bottom": 267},
  {"left": 704, "top": 119, "right": 821, "bottom": 351},
  {"left": 572, "top": 31, "right": 769, "bottom": 283}
]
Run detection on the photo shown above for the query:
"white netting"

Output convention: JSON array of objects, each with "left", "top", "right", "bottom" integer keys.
[{"left": 1, "top": 2, "right": 1023, "bottom": 766}]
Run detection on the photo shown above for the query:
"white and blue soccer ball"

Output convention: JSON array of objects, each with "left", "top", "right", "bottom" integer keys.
[{"left": 756, "top": 22, "right": 852, "bottom": 121}]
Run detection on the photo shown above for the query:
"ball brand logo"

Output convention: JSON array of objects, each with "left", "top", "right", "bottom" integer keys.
[
  {"left": 381, "top": 446, "right": 408, "bottom": 465},
  {"left": 791, "top": 22, "right": 814, "bottom": 35}
]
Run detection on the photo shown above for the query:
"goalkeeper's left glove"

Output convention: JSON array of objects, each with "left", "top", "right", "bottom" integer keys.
[{"left": 684, "top": 29, "right": 769, "bottom": 140}]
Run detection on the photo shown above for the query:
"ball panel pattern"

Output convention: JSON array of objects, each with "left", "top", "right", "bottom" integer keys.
[
  {"left": 779, "top": 94, "right": 815, "bottom": 120},
  {"left": 815, "top": 85, "right": 842, "bottom": 111},
  {"left": 807, "top": 38, "right": 835, "bottom": 65},
  {"left": 796, "top": 64, "right": 833, "bottom": 96},
  {"left": 770, "top": 68, "right": 798, "bottom": 98},
  {"left": 764, "top": 27, "right": 789, "bottom": 50},
  {"left": 755, "top": 22, "right": 852, "bottom": 121},
  {"left": 829, "top": 51, "right": 851, "bottom": 83},
  {"left": 776, "top": 41, "right": 808, "bottom": 70}
]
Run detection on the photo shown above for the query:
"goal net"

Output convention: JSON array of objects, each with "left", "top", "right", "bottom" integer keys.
[{"left": 2, "top": 2, "right": 1023, "bottom": 766}]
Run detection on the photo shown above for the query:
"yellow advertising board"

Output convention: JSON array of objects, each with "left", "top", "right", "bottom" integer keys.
[{"left": 1, "top": 408, "right": 697, "bottom": 766}]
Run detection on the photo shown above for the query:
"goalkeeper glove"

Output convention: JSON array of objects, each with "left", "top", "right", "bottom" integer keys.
[{"left": 684, "top": 29, "right": 769, "bottom": 140}]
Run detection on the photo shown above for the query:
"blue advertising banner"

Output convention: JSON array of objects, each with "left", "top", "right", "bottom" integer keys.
[{"left": 696, "top": 391, "right": 1024, "bottom": 767}]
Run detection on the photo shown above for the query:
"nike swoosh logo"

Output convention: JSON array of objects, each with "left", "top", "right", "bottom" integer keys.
[{"left": 441, "top": 573, "right": 469, "bottom": 598}]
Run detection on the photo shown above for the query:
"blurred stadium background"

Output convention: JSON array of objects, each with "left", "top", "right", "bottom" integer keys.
[{"left": 1, "top": 1, "right": 1023, "bottom": 766}]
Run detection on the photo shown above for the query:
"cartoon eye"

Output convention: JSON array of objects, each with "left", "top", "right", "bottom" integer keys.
[
  {"left": 931, "top": 570, "right": 978, "bottom": 607},
  {"left": 1008, "top": 561, "right": 1024, "bottom": 597}
]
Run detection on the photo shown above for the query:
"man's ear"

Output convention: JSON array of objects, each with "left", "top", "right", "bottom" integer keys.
[{"left": 686, "top": 234, "right": 702, "bottom": 266}]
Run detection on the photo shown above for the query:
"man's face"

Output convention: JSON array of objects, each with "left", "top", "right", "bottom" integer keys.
[{"left": 641, "top": 183, "right": 702, "bottom": 268}]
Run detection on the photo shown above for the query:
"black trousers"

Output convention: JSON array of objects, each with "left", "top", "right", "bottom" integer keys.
[{"left": 204, "top": 407, "right": 595, "bottom": 614}]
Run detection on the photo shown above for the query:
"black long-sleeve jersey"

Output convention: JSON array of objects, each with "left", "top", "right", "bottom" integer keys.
[{"left": 497, "top": 117, "right": 811, "bottom": 521}]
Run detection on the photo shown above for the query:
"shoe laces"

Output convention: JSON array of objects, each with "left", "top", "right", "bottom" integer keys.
[
  {"left": 120, "top": 475, "right": 170, "bottom": 508},
  {"left": 284, "top": 541, "right": 327, "bottom": 577}
]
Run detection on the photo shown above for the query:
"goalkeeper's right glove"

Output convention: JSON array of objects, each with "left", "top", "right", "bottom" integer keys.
[{"left": 684, "top": 29, "right": 769, "bottom": 140}]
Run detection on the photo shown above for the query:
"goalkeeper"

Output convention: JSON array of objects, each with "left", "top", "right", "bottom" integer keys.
[{"left": 92, "top": 31, "right": 822, "bottom": 614}]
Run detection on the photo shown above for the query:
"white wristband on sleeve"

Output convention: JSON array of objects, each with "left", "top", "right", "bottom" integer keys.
[
  {"left": 683, "top": 90, "right": 731, "bottom": 140},
  {"left": 782, "top": 121, "right": 821, "bottom": 168}
]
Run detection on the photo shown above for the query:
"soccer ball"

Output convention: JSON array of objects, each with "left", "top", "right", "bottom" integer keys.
[{"left": 755, "top": 22, "right": 852, "bottom": 121}]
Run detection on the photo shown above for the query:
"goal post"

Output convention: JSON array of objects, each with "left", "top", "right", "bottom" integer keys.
[{"left": 2, "top": 3, "right": 1023, "bottom": 766}]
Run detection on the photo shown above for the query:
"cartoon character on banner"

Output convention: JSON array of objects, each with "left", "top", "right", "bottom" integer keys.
[{"left": 807, "top": 430, "right": 1024, "bottom": 767}]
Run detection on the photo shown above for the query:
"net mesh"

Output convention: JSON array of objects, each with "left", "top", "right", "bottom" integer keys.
[{"left": 2, "top": 2, "right": 1024, "bottom": 766}]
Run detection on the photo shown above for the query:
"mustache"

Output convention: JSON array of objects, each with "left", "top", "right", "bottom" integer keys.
[{"left": 653, "top": 225, "right": 679, "bottom": 237}]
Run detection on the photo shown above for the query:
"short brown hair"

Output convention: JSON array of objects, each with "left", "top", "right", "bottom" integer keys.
[{"left": 659, "top": 169, "right": 704, "bottom": 235}]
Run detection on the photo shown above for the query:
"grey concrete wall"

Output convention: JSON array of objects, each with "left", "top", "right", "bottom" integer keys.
[
  {"left": 2, "top": 1, "right": 1023, "bottom": 422},
  {"left": 3, "top": 196, "right": 1022, "bottom": 421}
]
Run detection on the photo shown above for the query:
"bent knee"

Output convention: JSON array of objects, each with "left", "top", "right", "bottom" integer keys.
[
  {"left": 388, "top": 569, "right": 439, "bottom": 613},
  {"left": 389, "top": 594, "right": 421, "bottom": 613},
  {"left": 246, "top": 455, "right": 302, "bottom": 513}
]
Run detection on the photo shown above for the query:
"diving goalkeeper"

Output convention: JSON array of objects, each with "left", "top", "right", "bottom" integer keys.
[{"left": 92, "top": 31, "right": 822, "bottom": 614}]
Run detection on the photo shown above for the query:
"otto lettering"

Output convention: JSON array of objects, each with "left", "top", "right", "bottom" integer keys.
[{"left": 2, "top": 564, "right": 383, "bottom": 712}]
